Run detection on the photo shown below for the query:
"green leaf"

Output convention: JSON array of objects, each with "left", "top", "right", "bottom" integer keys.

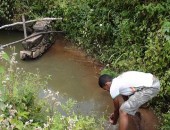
[
  {"left": 2, "top": 52, "right": 10, "bottom": 61},
  {"left": 10, "top": 118, "right": 24, "bottom": 129},
  {"left": 0, "top": 101, "right": 6, "bottom": 111},
  {"left": 0, "top": 65, "right": 5, "bottom": 74},
  {"left": 18, "top": 111, "right": 29, "bottom": 119}
]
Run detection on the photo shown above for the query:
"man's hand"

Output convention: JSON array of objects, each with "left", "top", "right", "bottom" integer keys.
[{"left": 109, "top": 113, "right": 117, "bottom": 125}]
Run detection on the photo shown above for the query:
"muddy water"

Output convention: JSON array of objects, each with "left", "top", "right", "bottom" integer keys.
[{"left": 0, "top": 30, "right": 159, "bottom": 130}]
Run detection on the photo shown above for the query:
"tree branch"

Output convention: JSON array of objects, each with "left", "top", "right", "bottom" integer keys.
[
  {"left": 0, "top": 17, "right": 62, "bottom": 30},
  {"left": 0, "top": 31, "right": 64, "bottom": 49}
]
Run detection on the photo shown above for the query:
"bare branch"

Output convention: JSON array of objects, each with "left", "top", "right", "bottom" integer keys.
[
  {"left": 0, "top": 17, "right": 62, "bottom": 30},
  {"left": 0, "top": 31, "right": 64, "bottom": 49}
]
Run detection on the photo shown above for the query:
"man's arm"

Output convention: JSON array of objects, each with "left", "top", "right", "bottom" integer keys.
[{"left": 109, "top": 96, "right": 120, "bottom": 125}]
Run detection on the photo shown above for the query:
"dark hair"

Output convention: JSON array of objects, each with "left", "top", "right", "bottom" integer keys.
[{"left": 98, "top": 74, "right": 113, "bottom": 88}]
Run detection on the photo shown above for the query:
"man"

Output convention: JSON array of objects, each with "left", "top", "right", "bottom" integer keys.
[{"left": 98, "top": 71, "right": 160, "bottom": 130}]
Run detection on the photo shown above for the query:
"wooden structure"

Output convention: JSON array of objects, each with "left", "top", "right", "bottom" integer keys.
[
  {"left": 0, "top": 16, "right": 62, "bottom": 60},
  {"left": 20, "top": 20, "right": 56, "bottom": 60}
]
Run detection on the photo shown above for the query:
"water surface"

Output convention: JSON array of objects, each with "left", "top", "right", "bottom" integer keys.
[{"left": 0, "top": 30, "right": 113, "bottom": 114}]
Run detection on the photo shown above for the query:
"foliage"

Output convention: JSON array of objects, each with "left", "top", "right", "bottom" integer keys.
[
  {"left": 161, "top": 110, "right": 170, "bottom": 130},
  {"left": 101, "top": 67, "right": 118, "bottom": 78},
  {"left": 0, "top": 0, "right": 15, "bottom": 25},
  {"left": 0, "top": 0, "right": 61, "bottom": 23},
  {"left": 0, "top": 51, "right": 48, "bottom": 129}
]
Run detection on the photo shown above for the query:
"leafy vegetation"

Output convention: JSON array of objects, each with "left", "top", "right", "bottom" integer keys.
[{"left": 1, "top": 0, "right": 170, "bottom": 129}]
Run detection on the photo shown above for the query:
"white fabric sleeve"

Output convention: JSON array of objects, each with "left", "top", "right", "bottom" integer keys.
[{"left": 110, "top": 86, "right": 120, "bottom": 99}]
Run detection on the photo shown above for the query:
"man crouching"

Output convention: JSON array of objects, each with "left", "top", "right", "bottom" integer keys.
[{"left": 98, "top": 71, "right": 160, "bottom": 130}]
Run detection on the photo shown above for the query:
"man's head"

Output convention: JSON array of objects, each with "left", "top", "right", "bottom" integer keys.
[{"left": 98, "top": 74, "right": 113, "bottom": 91}]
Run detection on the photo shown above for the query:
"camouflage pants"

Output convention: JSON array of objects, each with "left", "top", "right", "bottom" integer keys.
[{"left": 120, "top": 77, "right": 160, "bottom": 115}]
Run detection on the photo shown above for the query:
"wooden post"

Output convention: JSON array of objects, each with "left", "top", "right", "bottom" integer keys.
[{"left": 22, "top": 15, "right": 27, "bottom": 38}]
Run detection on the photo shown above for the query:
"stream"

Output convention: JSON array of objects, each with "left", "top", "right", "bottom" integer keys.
[{"left": 0, "top": 30, "right": 159, "bottom": 130}]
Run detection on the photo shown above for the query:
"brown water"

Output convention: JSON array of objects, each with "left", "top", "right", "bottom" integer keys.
[{"left": 0, "top": 30, "right": 159, "bottom": 130}]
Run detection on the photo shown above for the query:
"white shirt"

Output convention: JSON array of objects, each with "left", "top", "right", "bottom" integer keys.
[{"left": 110, "top": 71, "right": 154, "bottom": 99}]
